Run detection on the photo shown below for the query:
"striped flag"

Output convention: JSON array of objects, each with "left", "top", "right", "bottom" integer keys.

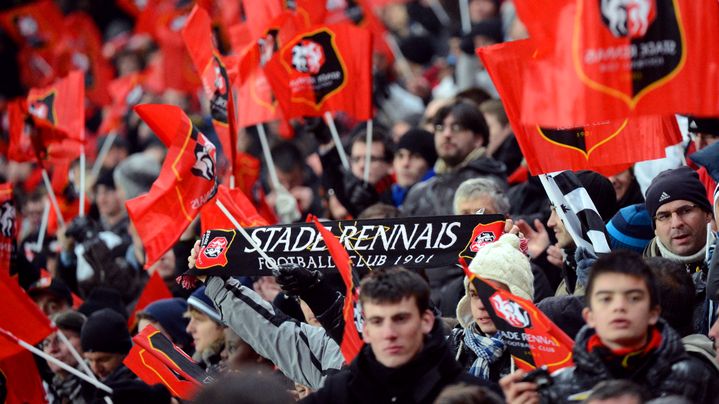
[{"left": 539, "top": 171, "right": 610, "bottom": 255}]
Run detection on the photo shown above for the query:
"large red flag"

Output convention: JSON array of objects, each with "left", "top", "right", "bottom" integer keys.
[
  {"left": 98, "top": 72, "right": 146, "bottom": 136},
  {"left": 0, "top": 350, "right": 47, "bottom": 404},
  {"left": 0, "top": 184, "right": 15, "bottom": 277},
  {"left": 324, "top": 0, "right": 394, "bottom": 65},
  {"left": 264, "top": 23, "right": 373, "bottom": 120},
  {"left": 127, "top": 104, "right": 219, "bottom": 268},
  {"left": 516, "top": 0, "right": 719, "bottom": 127},
  {"left": 310, "top": 216, "right": 363, "bottom": 363},
  {"left": 128, "top": 271, "right": 173, "bottom": 330},
  {"left": 183, "top": 5, "right": 238, "bottom": 171},
  {"left": 27, "top": 70, "right": 85, "bottom": 142},
  {"left": 200, "top": 184, "right": 268, "bottom": 235},
  {"left": 0, "top": 0, "right": 63, "bottom": 51},
  {"left": 124, "top": 345, "right": 199, "bottom": 400},
  {"left": 477, "top": 39, "right": 682, "bottom": 175},
  {"left": 0, "top": 270, "right": 54, "bottom": 360}
]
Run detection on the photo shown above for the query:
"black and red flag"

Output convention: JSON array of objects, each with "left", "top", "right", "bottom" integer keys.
[
  {"left": 0, "top": 184, "right": 15, "bottom": 277},
  {"left": 515, "top": 0, "right": 719, "bottom": 127},
  {"left": 26, "top": 70, "right": 85, "bottom": 143},
  {"left": 310, "top": 215, "right": 363, "bottom": 363},
  {"left": 462, "top": 263, "right": 574, "bottom": 373},
  {"left": 477, "top": 39, "right": 682, "bottom": 175},
  {"left": 127, "top": 104, "right": 219, "bottom": 268},
  {"left": 264, "top": 23, "right": 373, "bottom": 121}
]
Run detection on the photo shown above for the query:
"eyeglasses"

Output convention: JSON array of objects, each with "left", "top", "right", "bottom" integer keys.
[
  {"left": 350, "top": 155, "right": 385, "bottom": 164},
  {"left": 654, "top": 204, "right": 699, "bottom": 223},
  {"left": 434, "top": 123, "right": 467, "bottom": 135}
]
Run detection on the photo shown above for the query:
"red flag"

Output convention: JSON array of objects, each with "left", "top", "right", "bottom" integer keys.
[
  {"left": 264, "top": 23, "right": 373, "bottom": 120},
  {"left": 462, "top": 262, "right": 574, "bottom": 373},
  {"left": 127, "top": 104, "right": 219, "bottom": 268},
  {"left": 128, "top": 271, "right": 173, "bottom": 329},
  {"left": 0, "top": 0, "right": 63, "bottom": 50},
  {"left": 310, "top": 216, "right": 363, "bottom": 363},
  {"left": 477, "top": 40, "right": 682, "bottom": 175},
  {"left": 99, "top": 72, "right": 146, "bottom": 136},
  {"left": 232, "top": 151, "right": 262, "bottom": 198},
  {"left": 324, "top": 0, "right": 394, "bottom": 65},
  {"left": 7, "top": 99, "right": 35, "bottom": 163},
  {"left": 0, "top": 184, "right": 15, "bottom": 277},
  {"left": 0, "top": 350, "right": 48, "bottom": 404},
  {"left": 124, "top": 345, "right": 199, "bottom": 400},
  {"left": 27, "top": 70, "right": 85, "bottom": 142},
  {"left": 183, "top": 5, "right": 238, "bottom": 171},
  {"left": 200, "top": 184, "right": 269, "bottom": 235},
  {"left": 0, "top": 270, "right": 54, "bottom": 360},
  {"left": 516, "top": 0, "right": 719, "bottom": 127}
]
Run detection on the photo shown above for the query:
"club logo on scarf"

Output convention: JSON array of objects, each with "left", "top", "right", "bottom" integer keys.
[
  {"left": 28, "top": 92, "right": 56, "bottom": 124},
  {"left": 0, "top": 201, "right": 14, "bottom": 238},
  {"left": 459, "top": 221, "right": 505, "bottom": 261},
  {"left": 491, "top": 294, "right": 531, "bottom": 328},
  {"left": 576, "top": 0, "right": 684, "bottom": 105},
  {"left": 208, "top": 55, "right": 229, "bottom": 123},
  {"left": 283, "top": 28, "right": 347, "bottom": 105},
  {"left": 196, "top": 230, "right": 236, "bottom": 269}
]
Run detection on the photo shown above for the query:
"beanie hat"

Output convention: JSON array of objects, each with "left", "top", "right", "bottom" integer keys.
[
  {"left": 51, "top": 311, "right": 86, "bottom": 335},
  {"left": 645, "top": 166, "right": 713, "bottom": 227},
  {"left": 606, "top": 204, "right": 654, "bottom": 253},
  {"left": 575, "top": 170, "right": 618, "bottom": 222},
  {"left": 28, "top": 277, "right": 73, "bottom": 307},
  {"left": 81, "top": 308, "right": 132, "bottom": 354},
  {"left": 93, "top": 168, "right": 116, "bottom": 191},
  {"left": 139, "top": 298, "right": 192, "bottom": 350},
  {"left": 78, "top": 287, "right": 129, "bottom": 319},
  {"left": 187, "top": 286, "right": 222, "bottom": 324},
  {"left": 398, "top": 35, "right": 435, "bottom": 66},
  {"left": 397, "top": 128, "right": 438, "bottom": 167},
  {"left": 456, "top": 234, "right": 534, "bottom": 328},
  {"left": 688, "top": 116, "right": 719, "bottom": 136},
  {"left": 113, "top": 153, "right": 161, "bottom": 201}
]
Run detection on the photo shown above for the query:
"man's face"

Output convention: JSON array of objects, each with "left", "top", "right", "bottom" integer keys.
[
  {"left": 185, "top": 310, "right": 224, "bottom": 354},
  {"left": 456, "top": 194, "right": 498, "bottom": 215},
  {"left": 350, "top": 141, "right": 390, "bottom": 185},
  {"left": 95, "top": 184, "right": 124, "bottom": 220},
  {"left": 583, "top": 273, "right": 659, "bottom": 351},
  {"left": 548, "top": 206, "right": 574, "bottom": 248},
  {"left": 393, "top": 149, "right": 429, "bottom": 188},
  {"left": 84, "top": 351, "right": 125, "bottom": 380},
  {"left": 434, "top": 114, "right": 482, "bottom": 168},
  {"left": 609, "top": 169, "right": 633, "bottom": 201},
  {"left": 468, "top": 282, "right": 508, "bottom": 335},
  {"left": 654, "top": 199, "right": 712, "bottom": 256},
  {"left": 361, "top": 296, "right": 434, "bottom": 368},
  {"left": 44, "top": 330, "right": 82, "bottom": 374}
]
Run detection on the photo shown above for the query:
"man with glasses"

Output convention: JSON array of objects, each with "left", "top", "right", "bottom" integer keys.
[{"left": 644, "top": 167, "right": 715, "bottom": 331}]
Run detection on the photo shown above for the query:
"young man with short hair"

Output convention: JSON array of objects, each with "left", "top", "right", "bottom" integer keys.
[
  {"left": 500, "top": 250, "right": 714, "bottom": 403},
  {"left": 302, "top": 267, "right": 492, "bottom": 403}
]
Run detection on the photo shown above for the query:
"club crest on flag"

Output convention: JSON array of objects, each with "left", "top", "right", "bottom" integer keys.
[
  {"left": 189, "top": 129, "right": 217, "bottom": 185},
  {"left": 491, "top": 294, "right": 532, "bottom": 328},
  {"left": 28, "top": 92, "right": 56, "bottom": 124},
  {"left": 575, "top": 0, "right": 685, "bottom": 107},
  {"left": 536, "top": 118, "right": 628, "bottom": 158},
  {"left": 196, "top": 230, "right": 236, "bottom": 269},
  {"left": 459, "top": 220, "right": 505, "bottom": 261},
  {"left": 281, "top": 28, "right": 347, "bottom": 106},
  {"left": 207, "top": 55, "right": 230, "bottom": 123}
]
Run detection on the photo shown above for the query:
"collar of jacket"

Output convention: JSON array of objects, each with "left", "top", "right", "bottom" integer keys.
[{"left": 434, "top": 147, "right": 486, "bottom": 175}]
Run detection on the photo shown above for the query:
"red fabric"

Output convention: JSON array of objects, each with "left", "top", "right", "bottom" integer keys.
[
  {"left": 0, "top": 1, "right": 63, "bottom": 51},
  {"left": 697, "top": 166, "right": 717, "bottom": 205},
  {"left": 310, "top": 216, "right": 363, "bottom": 363},
  {"left": 128, "top": 271, "right": 173, "bottom": 330},
  {"left": 0, "top": 184, "right": 15, "bottom": 277},
  {"left": 200, "top": 184, "right": 268, "bottom": 234},
  {"left": 477, "top": 40, "right": 682, "bottom": 175},
  {"left": 27, "top": 70, "right": 85, "bottom": 142},
  {"left": 124, "top": 345, "right": 199, "bottom": 400},
  {"left": 515, "top": 0, "right": 719, "bottom": 127},
  {"left": 132, "top": 325, "right": 202, "bottom": 385},
  {"left": 7, "top": 99, "right": 35, "bottom": 163},
  {"left": 98, "top": 72, "right": 146, "bottom": 136},
  {"left": 127, "top": 104, "right": 219, "bottom": 268},
  {"left": 233, "top": 151, "right": 262, "bottom": 198},
  {"left": 587, "top": 326, "right": 662, "bottom": 356},
  {"left": 0, "top": 350, "right": 48, "bottom": 404},
  {"left": 324, "top": 0, "right": 394, "bottom": 65},
  {"left": 0, "top": 271, "right": 54, "bottom": 360},
  {"left": 264, "top": 23, "right": 373, "bottom": 121}
]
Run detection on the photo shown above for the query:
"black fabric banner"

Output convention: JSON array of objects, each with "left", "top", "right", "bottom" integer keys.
[{"left": 190, "top": 215, "right": 506, "bottom": 276}]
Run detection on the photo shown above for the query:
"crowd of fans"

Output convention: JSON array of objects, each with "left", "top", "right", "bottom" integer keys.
[{"left": 1, "top": 0, "right": 719, "bottom": 403}]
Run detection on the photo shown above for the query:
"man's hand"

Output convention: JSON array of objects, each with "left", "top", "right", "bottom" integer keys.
[
  {"left": 547, "top": 245, "right": 565, "bottom": 268},
  {"left": 516, "top": 219, "right": 551, "bottom": 258},
  {"left": 188, "top": 240, "right": 206, "bottom": 283},
  {"left": 273, "top": 264, "right": 322, "bottom": 296},
  {"left": 500, "top": 370, "right": 540, "bottom": 404}
]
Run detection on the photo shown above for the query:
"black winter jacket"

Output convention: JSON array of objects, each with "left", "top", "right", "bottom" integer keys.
[
  {"left": 301, "top": 319, "right": 497, "bottom": 404},
  {"left": 542, "top": 321, "right": 716, "bottom": 403}
]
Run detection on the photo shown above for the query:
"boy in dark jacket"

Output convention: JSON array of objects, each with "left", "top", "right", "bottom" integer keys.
[{"left": 500, "top": 251, "right": 715, "bottom": 403}]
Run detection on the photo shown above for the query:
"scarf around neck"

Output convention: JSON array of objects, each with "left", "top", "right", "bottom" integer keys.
[{"left": 462, "top": 325, "right": 505, "bottom": 380}]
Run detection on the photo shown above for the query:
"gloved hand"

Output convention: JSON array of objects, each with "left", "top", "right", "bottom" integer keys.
[
  {"left": 274, "top": 187, "right": 301, "bottom": 224},
  {"left": 304, "top": 116, "right": 332, "bottom": 145},
  {"left": 574, "top": 246, "right": 598, "bottom": 289},
  {"left": 273, "top": 263, "right": 322, "bottom": 296},
  {"left": 341, "top": 169, "right": 378, "bottom": 216}
]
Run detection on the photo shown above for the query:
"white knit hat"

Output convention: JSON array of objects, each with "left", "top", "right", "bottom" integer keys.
[{"left": 456, "top": 233, "right": 534, "bottom": 328}]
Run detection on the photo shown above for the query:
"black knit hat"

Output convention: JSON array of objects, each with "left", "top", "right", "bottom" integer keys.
[
  {"left": 28, "top": 277, "right": 73, "bottom": 307},
  {"left": 645, "top": 166, "right": 713, "bottom": 226},
  {"left": 576, "top": 170, "right": 618, "bottom": 222},
  {"left": 688, "top": 116, "right": 719, "bottom": 136},
  {"left": 397, "top": 128, "right": 438, "bottom": 167},
  {"left": 81, "top": 308, "right": 132, "bottom": 354}
]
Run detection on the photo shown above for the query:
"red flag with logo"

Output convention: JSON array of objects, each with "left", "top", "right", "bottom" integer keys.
[
  {"left": 462, "top": 263, "right": 574, "bottom": 373},
  {"left": 264, "top": 23, "right": 373, "bottom": 120},
  {"left": 324, "top": 0, "right": 394, "bottom": 65},
  {"left": 0, "top": 184, "right": 15, "bottom": 277},
  {"left": 124, "top": 345, "right": 199, "bottom": 400},
  {"left": 128, "top": 271, "right": 173, "bottom": 330},
  {"left": 0, "top": 350, "right": 47, "bottom": 404},
  {"left": 99, "top": 72, "right": 146, "bottom": 135},
  {"left": 310, "top": 216, "right": 363, "bottom": 363},
  {"left": 515, "top": 0, "right": 719, "bottom": 127},
  {"left": 7, "top": 99, "right": 35, "bottom": 163},
  {"left": 477, "top": 39, "right": 682, "bottom": 175},
  {"left": 200, "top": 184, "right": 268, "bottom": 234},
  {"left": 127, "top": 104, "right": 219, "bottom": 268},
  {"left": 0, "top": 270, "right": 54, "bottom": 360},
  {"left": 27, "top": 70, "right": 85, "bottom": 142},
  {"left": 183, "top": 5, "right": 238, "bottom": 171}
]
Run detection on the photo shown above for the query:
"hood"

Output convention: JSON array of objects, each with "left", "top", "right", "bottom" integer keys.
[
  {"left": 465, "top": 155, "right": 507, "bottom": 177},
  {"left": 689, "top": 142, "right": 719, "bottom": 182}
]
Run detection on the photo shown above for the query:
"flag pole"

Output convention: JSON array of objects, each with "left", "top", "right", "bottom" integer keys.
[
  {"left": 79, "top": 146, "right": 86, "bottom": 217},
  {"left": 363, "top": 120, "right": 373, "bottom": 183},
  {"left": 91, "top": 133, "right": 117, "bottom": 180},
  {"left": 426, "top": 0, "right": 451, "bottom": 26},
  {"left": 382, "top": 33, "right": 418, "bottom": 84},
  {"left": 256, "top": 124, "right": 281, "bottom": 192},
  {"left": 459, "top": 0, "right": 472, "bottom": 34},
  {"left": 215, "top": 200, "right": 279, "bottom": 271},
  {"left": 33, "top": 199, "right": 50, "bottom": 253},
  {"left": 55, "top": 328, "right": 98, "bottom": 381},
  {"left": 41, "top": 169, "right": 66, "bottom": 228},
  {"left": 256, "top": 124, "right": 300, "bottom": 223},
  {"left": 323, "top": 112, "right": 350, "bottom": 170},
  {"left": 0, "top": 328, "right": 113, "bottom": 394}
]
